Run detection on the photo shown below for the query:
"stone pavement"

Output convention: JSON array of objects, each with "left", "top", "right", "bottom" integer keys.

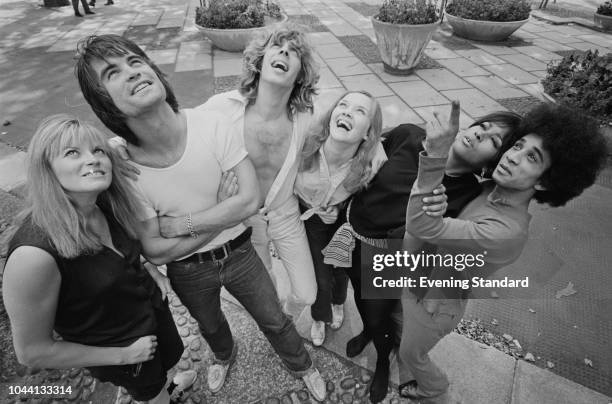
[{"left": 1, "top": 0, "right": 612, "bottom": 402}]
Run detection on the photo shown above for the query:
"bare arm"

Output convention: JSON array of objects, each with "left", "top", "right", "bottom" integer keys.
[
  {"left": 158, "top": 157, "right": 260, "bottom": 238},
  {"left": 2, "top": 247, "right": 156, "bottom": 369},
  {"left": 138, "top": 218, "right": 222, "bottom": 266}
]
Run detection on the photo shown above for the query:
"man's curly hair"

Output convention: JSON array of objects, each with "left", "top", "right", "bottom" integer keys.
[
  {"left": 240, "top": 23, "right": 319, "bottom": 114},
  {"left": 74, "top": 35, "right": 179, "bottom": 146},
  {"left": 521, "top": 103, "right": 607, "bottom": 207}
]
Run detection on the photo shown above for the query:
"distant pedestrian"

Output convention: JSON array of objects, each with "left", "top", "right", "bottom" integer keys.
[{"left": 72, "top": 0, "right": 94, "bottom": 17}]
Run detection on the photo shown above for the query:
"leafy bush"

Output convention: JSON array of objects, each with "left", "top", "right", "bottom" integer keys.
[
  {"left": 597, "top": 1, "right": 612, "bottom": 16},
  {"left": 446, "top": 0, "right": 531, "bottom": 22},
  {"left": 196, "top": 0, "right": 281, "bottom": 29},
  {"left": 376, "top": 0, "right": 440, "bottom": 25},
  {"left": 542, "top": 50, "right": 612, "bottom": 121}
]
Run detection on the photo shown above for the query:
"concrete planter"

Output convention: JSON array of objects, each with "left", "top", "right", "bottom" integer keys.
[
  {"left": 594, "top": 12, "right": 612, "bottom": 31},
  {"left": 196, "top": 14, "right": 288, "bottom": 52},
  {"left": 444, "top": 12, "right": 529, "bottom": 42},
  {"left": 371, "top": 16, "right": 440, "bottom": 75}
]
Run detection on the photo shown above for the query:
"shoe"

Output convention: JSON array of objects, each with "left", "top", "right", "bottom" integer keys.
[
  {"left": 88, "top": 1, "right": 95, "bottom": 6},
  {"left": 105, "top": 0, "right": 113, "bottom": 4},
  {"left": 85, "top": 10, "right": 95, "bottom": 14},
  {"left": 301, "top": 368, "right": 326, "bottom": 402},
  {"left": 346, "top": 331, "right": 371, "bottom": 358},
  {"left": 75, "top": 12, "right": 83, "bottom": 16},
  {"left": 369, "top": 358, "right": 390, "bottom": 403},
  {"left": 207, "top": 344, "right": 237, "bottom": 393},
  {"left": 168, "top": 370, "right": 197, "bottom": 400},
  {"left": 398, "top": 380, "right": 421, "bottom": 400},
  {"left": 330, "top": 304, "right": 344, "bottom": 330},
  {"left": 310, "top": 321, "right": 325, "bottom": 346}
]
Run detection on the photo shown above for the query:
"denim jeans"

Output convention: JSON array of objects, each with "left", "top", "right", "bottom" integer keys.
[
  {"left": 166, "top": 237, "right": 312, "bottom": 376},
  {"left": 302, "top": 206, "right": 349, "bottom": 323}
]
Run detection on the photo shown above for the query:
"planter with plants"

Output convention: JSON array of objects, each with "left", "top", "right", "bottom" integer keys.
[
  {"left": 541, "top": 50, "right": 612, "bottom": 153},
  {"left": 371, "top": 0, "right": 442, "bottom": 75},
  {"left": 444, "top": 0, "right": 531, "bottom": 42},
  {"left": 595, "top": 1, "right": 612, "bottom": 31},
  {"left": 195, "top": 0, "right": 286, "bottom": 52}
]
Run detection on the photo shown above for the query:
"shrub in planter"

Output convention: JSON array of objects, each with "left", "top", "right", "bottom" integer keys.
[
  {"left": 446, "top": 0, "right": 531, "bottom": 22},
  {"left": 195, "top": 0, "right": 284, "bottom": 52},
  {"left": 595, "top": 1, "right": 612, "bottom": 31},
  {"left": 597, "top": 1, "right": 612, "bottom": 16},
  {"left": 445, "top": 0, "right": 531, "bottom": 41},
  {"left": 371, "top": 0, "right": 442, "bottom": 75},
  {"left": 377, "top": 0, "right": 439, "bottom": 24},
  {"left": 542, "top": 50, "right": 612, "bottom": 123},
  {"left": 196, "top": 0, "right": 281, "bottom": 29}
]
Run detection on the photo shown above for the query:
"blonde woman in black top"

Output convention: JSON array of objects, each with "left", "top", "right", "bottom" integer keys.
[{"left": 3, "top": 115, "right": 195, "bottom": 403}]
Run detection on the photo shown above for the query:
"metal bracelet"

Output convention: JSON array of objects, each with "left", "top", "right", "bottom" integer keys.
[{"left": 186, "top": 212, "right": 198, "bottom": 239}]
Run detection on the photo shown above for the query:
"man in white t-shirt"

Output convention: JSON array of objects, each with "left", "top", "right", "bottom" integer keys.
[{"left": 75, "top": 34, "right": 326, "bottom": 401}]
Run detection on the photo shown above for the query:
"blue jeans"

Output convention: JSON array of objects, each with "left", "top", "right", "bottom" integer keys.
[{"left": 166, "top": 238, "right": 312, "bottom": 376}]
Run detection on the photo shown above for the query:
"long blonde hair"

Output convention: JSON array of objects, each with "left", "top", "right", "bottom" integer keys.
[
  {"left": 301, "top": 91, "right": 383, "bottom": 193},
  {"left": 21, "top": 114, "right": 142, "bottom": 258}
]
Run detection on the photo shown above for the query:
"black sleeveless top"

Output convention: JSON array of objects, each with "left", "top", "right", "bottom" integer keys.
[{"left": 6, "top": 208, "right": 161, "bottom": 347}]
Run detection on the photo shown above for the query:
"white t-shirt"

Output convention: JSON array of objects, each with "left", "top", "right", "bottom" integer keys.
[{"left": 131, "top": 105, "right": 248, "bottom": 254}]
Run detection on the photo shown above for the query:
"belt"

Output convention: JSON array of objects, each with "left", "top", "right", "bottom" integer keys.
[{"left": 176, "top": 227, "right": 252, "bottom": 264}]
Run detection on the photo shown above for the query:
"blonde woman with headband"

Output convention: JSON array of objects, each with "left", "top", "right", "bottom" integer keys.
[
  {"left": 2, "top": 115, "right": 196, "bottom": 403},
  {"left": 296, "top": 90, "right": 386, "bottom": 347}
]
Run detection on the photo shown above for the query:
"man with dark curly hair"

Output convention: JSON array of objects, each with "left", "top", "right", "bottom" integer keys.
[
  {"left": 397, "top": 102, "right": 607, "bottom": 404},
  {"left": 200, "top": 24, "right": 322, "bottom": 309}
]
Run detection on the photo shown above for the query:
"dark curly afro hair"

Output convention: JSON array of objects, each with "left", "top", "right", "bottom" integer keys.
[{"left": 520, "top": 103, "right": 608, "bottom": 207}]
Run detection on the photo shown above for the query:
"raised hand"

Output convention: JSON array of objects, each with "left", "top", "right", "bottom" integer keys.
[
  {"left": 424, "top": 101, "right": 461, "bottom": 158},
  {"left": 123, "top": 335, "right": 157, "bottom": 364},
  {"left": 107, "top": 136, "right": 140, "bottom": 181}
]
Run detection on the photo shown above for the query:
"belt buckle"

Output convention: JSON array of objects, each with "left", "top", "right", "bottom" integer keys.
[{"left": 211, "top": 244, "right": 229, "bottom": 263}]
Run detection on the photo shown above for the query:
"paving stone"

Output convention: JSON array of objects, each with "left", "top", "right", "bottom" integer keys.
[
  {"left": 326, "top": 56, "right": 371, "bottom": 76},
  {"left": 344, "top": 2, "right": 379, "bottom": 17},
  {"left": 307, "top": 31, "right": 341, "bottom": 46},
  {"left": 337, "top": 35, "right": 382, "bottom": 64},
  {"left": 441, "top": 88, "right": 506, "bottom": 118},
  {"left": 497, "top": 96, "right": 542, "bottom": 115},
  {"left": 132, "top": 10, "right": 163, "bottom": 26},
  {"left": 318, "top": 66, "right": 343, "bottom": 89},
  {"left": 520, "top": 22, "right": 554, "bottom": 33},
  {"left": 532, "top": 37, "right": 577, "bottom": 52},
  {"left": 388, "top": 80, "right": 449, "bottom": 108},
  {"left": 213, "top": 57, "right": 243, "bottom": 77},
  {"left": 465, "top": 75, "right": 528, "bottom": 100},
  {"left": 175, "top": 41, "right": 212, "bottom": 72},
  {"left": 498, "top": 53, "right": 548, "bottom": 72},
  {"left": 424, "top": 40, "right": 460, "bottom": 60},
  {"left": 535, "top": 29, "right": 586, "bottom": 44},
  {"left": 567, "top": 41, "right": 611, "bottom": 54},
  {"left": 319, "top": 18, "right": 362, "bottom": 37},
  {"left": 483, "top": 63, "right": 540, "bottom": 85},
  {"left": 340, "top": 74, "right": 393, "bottom": 97},
  {"left": 415, "top": 68, "right": 471, "bottom": 91},
  {"left": 315, "top": 42, "right": 355, "bottom": 59},
  {"left": 513, "top": 45, "right": 563, "bottom": 62},
  {"left": 146, "top": 48, "right": 178, "bottom": 66},
  {"left": 575, "top": 34, "right": 612, "bottom": 48},
  {"left": 288, "top": 14, "right": 329, "bottom": 32},
  {"left": 471, "top": 42, "right": 518, "bottom": 55},
  {"left": 453, "top": 49, "right": 505, "bottom": 65},
  {"left": 436, "top": 58, "right": 488, "bottom": 77}
]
